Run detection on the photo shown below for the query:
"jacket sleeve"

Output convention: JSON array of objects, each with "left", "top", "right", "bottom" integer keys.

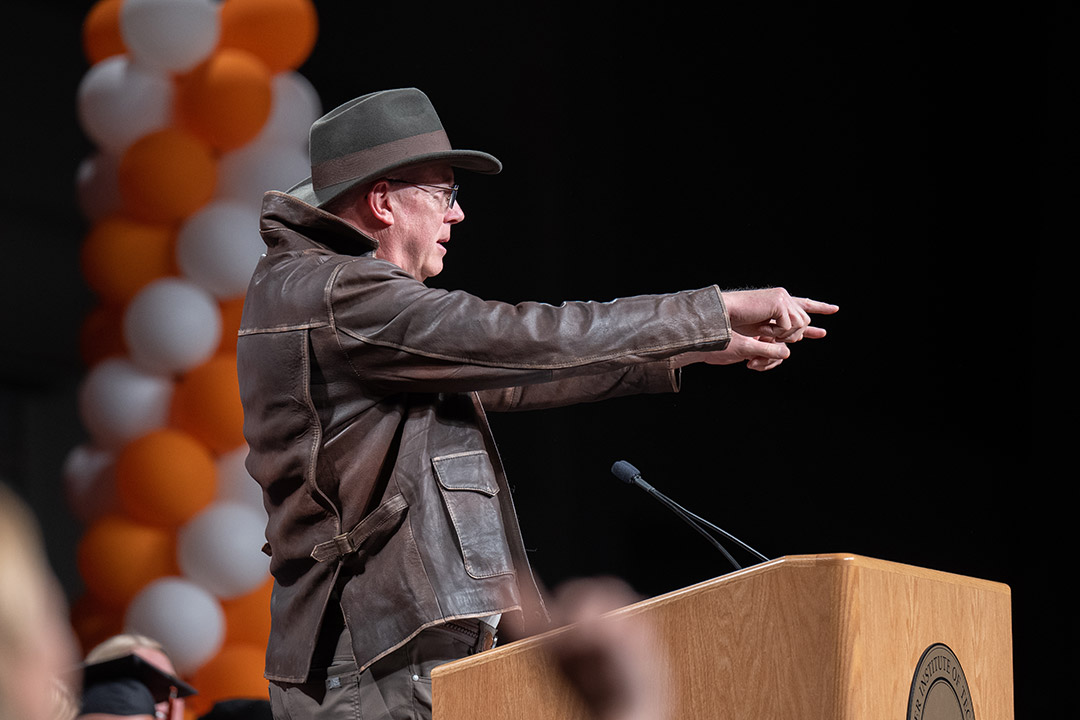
[
  {"left": 475, "top": 360, "right": 681, "bottom": 412},
  {"left": 326, "top": 256, "right": 731, "bottom": 394}
]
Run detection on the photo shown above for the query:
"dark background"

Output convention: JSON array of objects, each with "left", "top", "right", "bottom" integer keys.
[{"left": 2, "top": 1, "right": 1065, "bottom": 715}]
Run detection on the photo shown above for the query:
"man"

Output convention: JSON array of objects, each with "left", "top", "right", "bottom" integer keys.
[{"left": 237, "top": 88, "right": 837, "bottom": 719}]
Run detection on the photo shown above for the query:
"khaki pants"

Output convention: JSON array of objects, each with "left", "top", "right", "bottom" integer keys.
[{"left": 269, "top": 620, "right": 496, "bottom": 720}]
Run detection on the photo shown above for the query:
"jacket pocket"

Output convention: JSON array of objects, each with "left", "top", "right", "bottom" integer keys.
[{"left": 431, "top": 450, "right": 512, "bottom": 579}]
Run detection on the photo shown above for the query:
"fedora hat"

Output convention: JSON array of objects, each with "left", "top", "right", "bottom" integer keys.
[{"left": 288, "top": 88, "right": 501, "bottom": 207}]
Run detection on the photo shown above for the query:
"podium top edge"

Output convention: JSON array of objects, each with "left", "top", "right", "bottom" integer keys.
[{"left": 687, "top": 553, "right": 1012, "bottom": 594}]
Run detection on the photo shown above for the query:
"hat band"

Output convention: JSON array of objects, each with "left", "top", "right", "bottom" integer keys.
[{"left": 311, "top": 130, "right": 453, "bottom": 190}]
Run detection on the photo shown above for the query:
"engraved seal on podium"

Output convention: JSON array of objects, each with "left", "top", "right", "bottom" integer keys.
[{"left": 906, "top": 642, "right": 975, "bottom": 720}]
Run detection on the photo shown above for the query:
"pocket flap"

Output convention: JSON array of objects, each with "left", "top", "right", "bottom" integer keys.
[{"left": 431, "top": 451, "right": 499, "bottom": 496}]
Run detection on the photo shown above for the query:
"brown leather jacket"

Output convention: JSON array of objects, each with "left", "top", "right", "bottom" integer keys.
[{"left": 237, "top": 191, "right": 733, "bottom": 682}]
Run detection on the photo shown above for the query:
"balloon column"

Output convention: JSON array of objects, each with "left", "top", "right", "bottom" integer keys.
[{"left": 67, "top": 0, "right": 320, "bottom": 714}]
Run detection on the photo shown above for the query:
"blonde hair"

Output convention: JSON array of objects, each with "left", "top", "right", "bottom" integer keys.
[{"left": 85, "top": 633, "right": 167, "bottom": 664}]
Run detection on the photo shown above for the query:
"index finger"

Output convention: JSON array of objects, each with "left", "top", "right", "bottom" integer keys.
[{"left": 798, "top": 298, "right": 839, "bottom": 314}]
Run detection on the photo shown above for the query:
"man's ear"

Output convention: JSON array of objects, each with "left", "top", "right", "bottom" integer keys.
[{"left": 367, "top": 180, "right": 395, "bottom": 226}]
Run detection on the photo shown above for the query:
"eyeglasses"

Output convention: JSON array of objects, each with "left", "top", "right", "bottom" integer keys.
[{"left": 384, "top": 178, "right": 460, "bottom": 209}]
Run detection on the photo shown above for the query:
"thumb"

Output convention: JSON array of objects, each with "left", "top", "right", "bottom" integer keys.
[{"left": 742, "top": 335, "right": 791, "bottom": 360}]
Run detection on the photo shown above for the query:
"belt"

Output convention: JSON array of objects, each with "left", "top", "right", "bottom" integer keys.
[{"left": 441, "top": 619, "right": 498, "bottom": 654}]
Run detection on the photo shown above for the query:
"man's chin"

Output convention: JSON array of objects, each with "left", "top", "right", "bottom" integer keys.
[{"left": 425, "top": 259, "right": 444, "bottom": 279}]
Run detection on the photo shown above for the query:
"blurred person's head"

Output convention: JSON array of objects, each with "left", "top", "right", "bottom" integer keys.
[
  {"left": 84, "top": 635, "right": 192, "bottom": 719},
  {"left": 0, "top": 482, "right": 80, "bottom": 720}
]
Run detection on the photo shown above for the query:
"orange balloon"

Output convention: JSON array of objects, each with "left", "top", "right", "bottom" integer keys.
[
  {"left": 114, "top": 429, "right": 217, "bottom": 527},
  {"left": 221, "top": 576, "right": 272, "bottom": 647},
  {"left": 79, "top": 304, "right": 127, "bottom": 366},
  {"left": 82, "top": 0, "right": 126, "bottom": 65},
  {"left": 76, "top": 514, "right": 180, "bottom": 608},
  {"left": 219, "top": 0, "right": 318, "bottom": 74},
  {"left": 216, "top": 296, "right": 246, "bottom": 356},
  {"left": 176, "top": 49, "right": 273, "bottom": 152},
  {"left": 188, "top": 643, "right": 270, "bottom": 715},
  {"left": 117, "top": 128, "right": 217, "bottom": 223},
  {"left": 170, "top": 355, "right": 247, "bottom": 455},
  {"left": 81, "top": 215, "right": 178, "bottom": 306}
]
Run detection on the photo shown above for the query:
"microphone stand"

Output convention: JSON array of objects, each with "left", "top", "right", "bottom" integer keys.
[{"left": 611, "top": 460, "right": 770, "bottom": 571}]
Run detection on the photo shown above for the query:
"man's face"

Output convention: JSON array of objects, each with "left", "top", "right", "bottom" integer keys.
[
  {"left": 374, "top": 164, "right": 464, "bottom": 282},
  {"left": 133, "top": 646, "right": 183, "bottom": 719}
]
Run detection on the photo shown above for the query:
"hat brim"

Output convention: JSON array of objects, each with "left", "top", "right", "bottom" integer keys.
[
  {"left": 288, "top": 149, "right": 501, "bottom": 208},
  {"left": 81, "top": 653, "right": 198, "bottom": 702}
]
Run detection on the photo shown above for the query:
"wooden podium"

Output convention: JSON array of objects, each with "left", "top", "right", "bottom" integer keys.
[{"left": 431, "top": 554, "right": 1013, "bottom": 719}]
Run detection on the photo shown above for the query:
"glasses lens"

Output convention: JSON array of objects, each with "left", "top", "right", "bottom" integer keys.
[{"left": 448, "top": 185, "right": 458, "bottom": 209}]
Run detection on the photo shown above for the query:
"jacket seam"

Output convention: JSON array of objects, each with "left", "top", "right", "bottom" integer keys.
[
  {"left": 337, "top": 329, "right": 730, "bottom": 370},
  {"left": 325, "top": 263, "right": 370, "bottom": 385},
  {"left": 299, "top": 329, "right": 335, "bottom": 519}
]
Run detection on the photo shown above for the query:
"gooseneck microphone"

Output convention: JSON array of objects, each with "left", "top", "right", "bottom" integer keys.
[{"left": 610, "top": 460, "right": 769, "bottom": 571}]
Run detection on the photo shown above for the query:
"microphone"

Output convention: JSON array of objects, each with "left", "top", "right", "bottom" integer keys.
[
  {"left": 611, "top": 460, "right": 657, "bottom": 491},
  {"left": 610, "top": 460, "right": 769, "bottom": 571}
]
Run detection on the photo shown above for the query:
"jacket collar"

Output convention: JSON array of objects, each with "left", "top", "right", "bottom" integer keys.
[{"left": 260, "top": 190, "right": 379, "bottom": 256}]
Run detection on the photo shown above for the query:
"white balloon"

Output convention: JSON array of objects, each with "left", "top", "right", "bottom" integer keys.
[
  {"left": 123, "top": 278, "right": 222, "bottom": 374},
  {"left": 216, "top": 446, "right": 265, "bottom": 512},
  {"left": 216, "top": 141, "right": 311, "bottom": 209},
  {"left": 76, "top": 55, "right": 173, "bottom": 154},
  {"left": 76, "top": 152, "right": 121, "bottom": 222},
  {"left": 77, "top": 357, "right": 174, "bottom": 448},
  {"left": 124, "top": 577, "right": 224, "bottom": 675},
  {"left": 177, "top": 201, "right": 264, "bottom": 298},
  {"left": 253, "top": 71, "right": 323, "bottom": 148},
  {"left": 62, "top": 444, "right": 118, "bottom": 524},
  {"left": 178, "top": 501, "right": 269, "bottom": 599},
  {"left": 120, "top": 0, "right": 220, "bottom": 73}
]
